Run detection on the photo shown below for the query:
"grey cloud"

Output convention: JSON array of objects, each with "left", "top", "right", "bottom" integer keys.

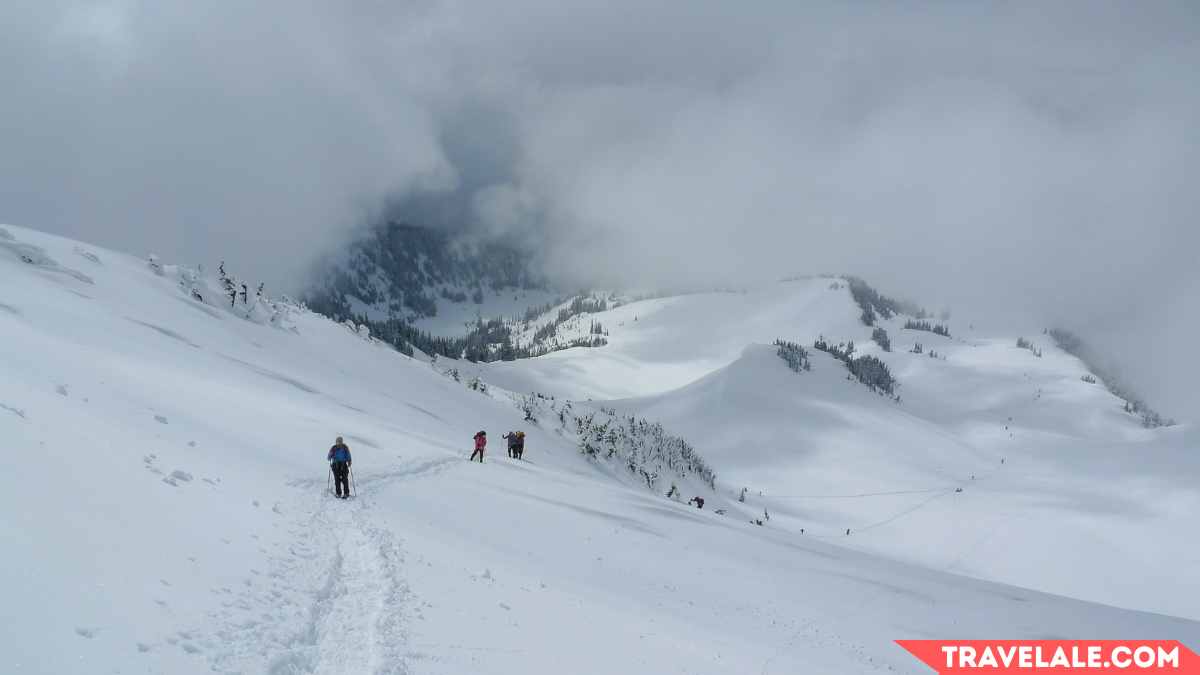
[{"left": 2, "top": 1, "right": 1198, "bottom": 415}]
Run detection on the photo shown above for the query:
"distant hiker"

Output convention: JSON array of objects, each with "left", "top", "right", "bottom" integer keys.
[
  {"left": 689, "top": 496, "right": 705, "bottom": 509},
  {"left": 327, "top": 436, "right": 352, "bottom": 499},
  {"left": 514, "top": 431, "right": 525, "bottom": 459},
  {"left": 470, "top": 431, "right": 487, "bottom": 462},
  {"left": 504, "top": 431, "right": 519, "bottom": 458}
]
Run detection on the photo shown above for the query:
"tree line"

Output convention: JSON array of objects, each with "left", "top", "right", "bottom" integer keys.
[
  {"left": 1047, "top": 328, "right": 1175, "bottom": 428},
  {"left": 812, "top": 336, "right": 899, "bottom": 397}
]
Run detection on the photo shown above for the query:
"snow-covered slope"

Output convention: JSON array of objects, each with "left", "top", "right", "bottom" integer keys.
[
  {"left": 612, "top": 345, "right": 1200, "bottom": 619},
  {"left": 485, "top": 281, "right": 861, "bottom": 400},
  {"left": 1, "top": 225, "right": 1196, "bottom": 675},
  {"left": 484, "top": 280, "right": 1200, "bottom": 620}
]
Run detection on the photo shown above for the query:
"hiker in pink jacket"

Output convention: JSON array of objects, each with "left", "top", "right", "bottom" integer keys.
[{"left": 469, "top": 430, "right": 487, "bottom": 462}]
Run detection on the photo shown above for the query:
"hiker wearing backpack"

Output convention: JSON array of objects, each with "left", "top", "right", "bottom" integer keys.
[
  {"left": 327, "top": 436, "right": 352, "bottom": 499},
  {"left": 470, "top": 431, "right": 487, "bottom": 462},
  {"left": 504, "top": 431, "right": 519, "bottom": 458},
  {"left": 514, "top": 430, "right": 526, "bottom": 459}
]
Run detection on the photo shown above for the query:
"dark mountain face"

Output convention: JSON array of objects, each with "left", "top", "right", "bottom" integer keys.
[{"left": 304, "top": 222, "right": 546, "bottom": 323}]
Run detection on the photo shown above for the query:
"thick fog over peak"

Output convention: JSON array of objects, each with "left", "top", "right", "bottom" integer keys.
[{"left": 2, "top": 1, "right": 1198, "bottom": 415}]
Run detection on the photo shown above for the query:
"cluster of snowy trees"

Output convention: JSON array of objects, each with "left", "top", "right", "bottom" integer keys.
[
  {"left": 1047, "top": 328, "right": 1175, "bottom": 428},
  {"left": 847, "top": 355, "right": 897, "bottom": 396},
  {"left": 910, "top": 342, "right": 943, "bottom": 359},
  {"left": 519, "top": 293, "right": 613, "bottom": 355},
  {"left": 522, "top": 299, "right": 562, "bottom": 322},
  {"left": 872, "top": 327, "right": 891, "bottom": 352},
  {"left": 325, "top": 314, "right": 508, "bottom": 361},
  {"left": 170, "top": 260, "right": 292, "bottom": 328},
  {"left": 813, "top": 335, "right": 856, "bottom": 362},
  {"left": 574, "top": 409, "right": 716, "bottom": 492},
  {"left": 904, "top": 319, "right": 951, "bottom": 337},
  {"left": 846, "top": 276, "right": 902, "bottom": 326},
  {"left": 774, "top": 339, "right": 811, "bottom": 372},
  {"left": 309, "top": 296, "right": 611, "bottom": 363},
  {"left": 814, "top": 336, "right": 899, "bottom": 398},
  {"left": 516, "top": 395, "right": 716, "bottom": 493},
  {"left": 216, "top": 262, "right": 261, "bottom": 308},
  {"left": 1016, "top": 337, "right": 1043, "bottom": 357},
  {"left": 845, "top": 276, "right": 926, "bottom": 326}
]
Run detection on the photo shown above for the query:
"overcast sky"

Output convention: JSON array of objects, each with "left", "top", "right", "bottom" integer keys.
[{"left": 2, "top": 1, "right": 1197, "bottom": 416}]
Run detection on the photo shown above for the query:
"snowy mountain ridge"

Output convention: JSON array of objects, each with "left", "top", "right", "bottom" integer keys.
[{"left": 2, "top": 223, "right": 1197, "bottom": 675}]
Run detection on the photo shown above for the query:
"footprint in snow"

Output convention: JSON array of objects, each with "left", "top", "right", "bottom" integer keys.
[
  {"left": 56, "top": 384, "right": 69, "bottom": 397},
  {"left": 75, "top": 627, "right": 98, "bottom": 639},
  {"left": 154, "top": 415, "right": 169, "bottom": 424},
  {"left": 72, "top": 246, "right": 102, "bottom": 264},
  {"left": 0, "top": 403, "right": 27, "bottom": 420},
  {"left": 1, "top": 235, "right": 94, "bottom": 283}
]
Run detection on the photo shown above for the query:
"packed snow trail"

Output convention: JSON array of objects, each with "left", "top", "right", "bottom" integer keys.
[
  {"left": 204, "top": 467, "right": 420, "bottom": 675},
  {"left": 303, "top": 495, "right": 410, "bottom": 675},
  {"left": 262, "top": 455, "right": 465, "bottom": 674}
]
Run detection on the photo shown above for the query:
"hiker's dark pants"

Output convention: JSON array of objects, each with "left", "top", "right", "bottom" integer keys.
[
  {"left": 332, "top": 461, "right": 350, "bottom": 496},
  {"left": 470, "top": 449, "right": 484, "bottom": 462},
  {"left": 515, "top": 444, "right": 524, "bottom": 459}
]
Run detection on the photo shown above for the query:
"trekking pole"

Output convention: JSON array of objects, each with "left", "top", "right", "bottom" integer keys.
[
  {"left": 349, "top": 466, "right": 356, "bottom": 498},
  {"left": 327, "top": 465, "right": 333, "bottom": 496}
]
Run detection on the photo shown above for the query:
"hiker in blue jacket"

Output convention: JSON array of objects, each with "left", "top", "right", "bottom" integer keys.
[{"left": 328, "top": 436, "right": 352, "bottom": 499}]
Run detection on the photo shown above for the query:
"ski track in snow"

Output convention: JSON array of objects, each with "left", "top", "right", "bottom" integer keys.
[{"left": 203, "top": 471, "right": 420, "bottom": 674}]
